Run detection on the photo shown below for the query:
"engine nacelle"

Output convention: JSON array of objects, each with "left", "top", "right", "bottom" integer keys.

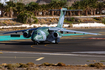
[
  {"left": 47, "top": 32, "right": 60, "bottom": 43},
  {"left": 53, "top": 32, "right": 58, "bottom": 38},
  {"left": 23, "top": 31, "right": 31, "bottom": 38}
]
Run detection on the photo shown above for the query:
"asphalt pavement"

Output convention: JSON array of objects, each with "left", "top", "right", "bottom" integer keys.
[{"left": 0, "top": 29, "right": 105, "bottom": 65}]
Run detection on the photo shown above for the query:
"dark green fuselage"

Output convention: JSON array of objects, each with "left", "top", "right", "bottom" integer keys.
[{"left": 31, "top": 27, "right": 63, "bottom": 43}]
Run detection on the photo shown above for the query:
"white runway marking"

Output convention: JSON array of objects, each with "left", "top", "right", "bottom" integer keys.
[
  {"left": 72, "top": 51, "right": 105, "bottom": 54},
  {"left": 36, "top": 57, "right": 44, "bottom": 61},
  {"left": 2, "top": 51, "right": 105, "bottom": 57}
]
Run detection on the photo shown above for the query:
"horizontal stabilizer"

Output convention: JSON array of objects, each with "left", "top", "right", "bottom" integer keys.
[{"left": 49, "top": 9, "right": 82, "bottom": 11}]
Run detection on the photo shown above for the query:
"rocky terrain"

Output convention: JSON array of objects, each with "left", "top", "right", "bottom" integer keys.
[{"left": 0, "top": 62, "right": 105, "bottom": 70}]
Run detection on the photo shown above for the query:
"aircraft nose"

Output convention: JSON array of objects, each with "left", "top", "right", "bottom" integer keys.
[{"left": 31, "top": 34, "right": 36, "bottom": 41}]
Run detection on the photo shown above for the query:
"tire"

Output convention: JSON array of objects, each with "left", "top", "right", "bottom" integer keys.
[
  {"left": 55, "top": 38, "right": 58, "bottom": 44},
  {"left": 40, "top": 41, "right": 44, "bottom": 44},
  {"left": 34, "top": 41, "right": 38, "bottom": 45}
]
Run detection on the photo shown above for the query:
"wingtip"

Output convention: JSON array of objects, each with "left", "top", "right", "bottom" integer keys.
[
  {"left": 3, "top": 33, "right": 8, "bottom": 34},
  {"left": 98, "top": 34, "right": 102, "bottom": 35},
  {"left": 94, "top": 33, "right": 101, "bottom": 35}
]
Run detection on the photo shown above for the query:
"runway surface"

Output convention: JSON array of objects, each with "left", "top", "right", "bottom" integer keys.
[
  {"left": 0, "top": 39, "right": 105, "bottom": 52},
  {"left": 0, "top": 29, "right": 105, "bottom": 65}
]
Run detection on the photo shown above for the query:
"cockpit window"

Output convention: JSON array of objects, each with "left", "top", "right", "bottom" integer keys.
[
  {"left": 33, "top": 31, "right": 37, "bottom": 34},
  {"left": 38, "top": 33, "right": 40, "bottom": 35}
]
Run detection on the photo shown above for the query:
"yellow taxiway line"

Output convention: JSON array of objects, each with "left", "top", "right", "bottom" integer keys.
[{"left": 0, "top": 52, "right": 3, "bottom": 54}]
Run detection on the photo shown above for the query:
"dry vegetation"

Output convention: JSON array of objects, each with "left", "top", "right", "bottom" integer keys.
[
  {"left": 0, "top": 17, "right": 105, "bottom": 31},
  {"left": 0, "top": 62, "right": 105, "bottom": 70},
  {"left": 0, "top": 17, "right": 103, "bottom": 26},
  {"left": 0, "top": 18, "right": 59, "bottom": 25},
  {"left": 0, "top": 20, "right": 19, "bottom": 26}
]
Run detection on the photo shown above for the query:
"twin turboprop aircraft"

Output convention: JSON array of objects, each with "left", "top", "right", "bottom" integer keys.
[{"left": 3, "top": 8, "right": 99, "bottom": 44}]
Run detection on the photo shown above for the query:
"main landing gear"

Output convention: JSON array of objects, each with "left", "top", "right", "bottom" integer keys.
[
  {"left": 55, "top": 38, "right": 58, "bottom": 44},
  {"left": 33, "top": 41, "right": 38, "bottom": 45}
]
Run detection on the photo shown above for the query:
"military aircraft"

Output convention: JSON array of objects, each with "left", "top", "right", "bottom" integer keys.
[{"left": 3, "top": 8, "right": 99, "bottom": 44}]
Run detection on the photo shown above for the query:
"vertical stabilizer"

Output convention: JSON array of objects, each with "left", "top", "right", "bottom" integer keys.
[{"left": 57, "top": 8, "right": 67, "bottom": 28}]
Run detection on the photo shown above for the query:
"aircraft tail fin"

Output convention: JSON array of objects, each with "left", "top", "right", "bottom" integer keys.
[
  {"left": 50, "top": 8, "right": 82, "bottom": 28},
  {"left": 57, "top": 8, "right": 67, "bottom": 28}
]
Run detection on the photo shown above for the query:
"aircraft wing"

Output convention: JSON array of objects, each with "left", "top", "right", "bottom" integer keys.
[
  {"left": 3, "top": 28, "right": 39, "bottom": 34},
  {"left": 49, "top": 28, "right": 99, "bottom": 35},
  {"left": 61, "top": 29, "right": 99, "bottom": 35}
]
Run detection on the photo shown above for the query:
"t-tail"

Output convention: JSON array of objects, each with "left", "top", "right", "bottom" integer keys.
[
  {"left": 50, "top": 8, "right": 82, "bottom": 28},
  {"left": 57, "top": 8, "right": 67, "bottom": 28}
]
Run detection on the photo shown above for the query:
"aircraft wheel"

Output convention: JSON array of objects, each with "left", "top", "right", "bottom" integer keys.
[
  {"left": 40, "top": 41, "right": 44, "bottom": 44},
  {"left": 34, "top": 41, "right": 38, "bottom": 45},
  {"left": 55, "top": 42, "right": 58, "bottom": 44},
  {"left": 55, "top": 39, "right": 58, "bottom": 44}
]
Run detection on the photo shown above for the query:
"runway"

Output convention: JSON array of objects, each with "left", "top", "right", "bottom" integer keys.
[
  {"left": 0, "top": 29, "right": 105, "bottom": 65},
  {"left": 0, "top": 39, "right": 105, "bottom": 52}
]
